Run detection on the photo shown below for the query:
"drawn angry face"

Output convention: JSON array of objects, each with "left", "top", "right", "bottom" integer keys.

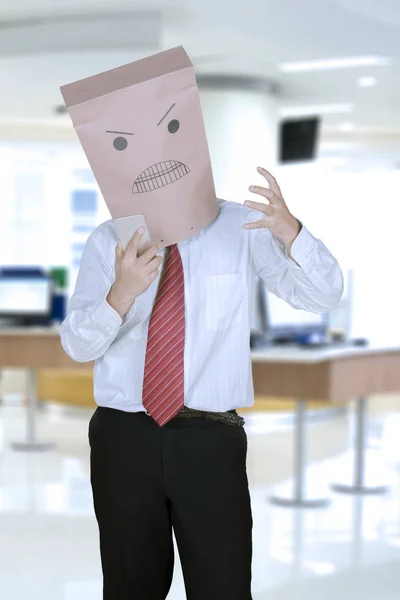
[{"left": 67, "top": 63, "right": 217, "bottom": 247}]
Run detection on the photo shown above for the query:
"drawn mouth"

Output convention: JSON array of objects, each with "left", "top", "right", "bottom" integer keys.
[{"left": 133, "top": 160, "right": 190, "bottom": 194}]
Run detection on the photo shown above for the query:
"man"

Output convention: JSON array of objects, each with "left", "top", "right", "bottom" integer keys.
[{"left": 60, "top": 47, "right": 343, "bottom": 600}]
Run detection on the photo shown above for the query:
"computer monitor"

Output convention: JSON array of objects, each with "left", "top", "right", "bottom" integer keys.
[
  {"left": 279, "top": 117, "right": 320, "bottom": 164},
  {"left": 0, "top": 275, "right": 53, "bottom": 325},
  {"left": 259, "top": 279, "right": 328, "bottom": 343}
]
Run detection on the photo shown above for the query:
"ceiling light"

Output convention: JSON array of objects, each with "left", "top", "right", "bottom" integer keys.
[
  {"left": 339, "top": 122, "right": 355, "bottom": 132},
  {"left": 306, "top": 561, "right": 336, "bottom": 576},
  {"left": 279, "top": 103, "right": 354, "bottom": 117},
  {"left": 279, "top": 56, "right": 393, "bottom": 73},
  {"left": 357, "top": 76, "right": 377, "bottom": 87}
]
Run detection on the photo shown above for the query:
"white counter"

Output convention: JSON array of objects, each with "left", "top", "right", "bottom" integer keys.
[{"left": 251, "top": 342, "right": 400, "bottom": 364}]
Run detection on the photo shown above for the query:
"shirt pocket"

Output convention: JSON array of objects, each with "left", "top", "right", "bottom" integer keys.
[{"left": 203, "top": 273, "right": 245, "bottom": 331}]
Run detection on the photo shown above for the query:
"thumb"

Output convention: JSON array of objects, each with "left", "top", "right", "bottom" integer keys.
[{"left": 115, "top": 242, "right": 123, "bottom": 260}]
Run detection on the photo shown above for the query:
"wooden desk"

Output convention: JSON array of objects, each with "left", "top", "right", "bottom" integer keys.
[
  {"left": 1, "top": 329, "right": 400, "bottom": 504},
  {"left": 252, "top": 343, "right": 400, "bottom": 507},
  {"left": 252, "top": 344, "right": 400, "bottom": 401},
  {"left": 0, "top": 327, "right": 92, "bottom": 369},
  {"left": 0, "top": 328, "right": 92, "bottom": 451}
]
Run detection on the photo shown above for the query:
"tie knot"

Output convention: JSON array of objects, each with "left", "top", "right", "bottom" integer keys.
[
  {"left": 163, "top": 243, "right": 182, "bottom": 275},
  {"left": 167, "top": 244, "right": 179, "bottom": 259}
]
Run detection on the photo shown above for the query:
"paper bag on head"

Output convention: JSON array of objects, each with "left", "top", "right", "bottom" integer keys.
[{"left": 60, "top": 46, "right": 218, "bottom": 247}]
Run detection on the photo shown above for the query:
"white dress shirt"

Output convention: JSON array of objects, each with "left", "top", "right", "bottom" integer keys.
[{"left": 60, "top": 200, "right": 343, "bottom": 413}]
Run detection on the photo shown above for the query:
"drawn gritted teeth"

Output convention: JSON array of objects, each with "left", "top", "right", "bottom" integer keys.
[{"left": 133, "top": 160, "right": 190, "bottom": 194}]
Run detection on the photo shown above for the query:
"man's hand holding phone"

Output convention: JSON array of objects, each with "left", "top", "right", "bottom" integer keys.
[{"left": 107, "top": 228, "right": 162, "bottom": 318}]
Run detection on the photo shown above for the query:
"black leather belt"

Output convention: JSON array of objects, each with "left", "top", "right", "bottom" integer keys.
[{"left": 175, "top": 406, "right": 245, "bottom": 428}]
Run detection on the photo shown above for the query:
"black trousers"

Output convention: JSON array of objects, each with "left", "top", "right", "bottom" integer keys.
[{"left": 89, "top": 407, "right": 253, "bottom": 600}]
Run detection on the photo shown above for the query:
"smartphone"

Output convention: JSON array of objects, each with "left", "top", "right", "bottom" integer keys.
[{"left": 114, "top": 214, "right": 153, "bottom": 255}]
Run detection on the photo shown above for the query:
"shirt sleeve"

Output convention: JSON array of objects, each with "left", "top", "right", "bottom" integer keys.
[
  {"left": 60, "top": 230, "right": 124, "bottom": 362},
  {"left": 250, "top": 218, "right": 344, "bottom": 314}
]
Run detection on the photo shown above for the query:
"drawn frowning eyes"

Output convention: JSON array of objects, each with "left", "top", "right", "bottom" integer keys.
[
  {"left": 107, "top": 103, "right": 180, "bottom": 151},
  {"left": 167, "top": 119, "right": 180, "bottom": 134}
]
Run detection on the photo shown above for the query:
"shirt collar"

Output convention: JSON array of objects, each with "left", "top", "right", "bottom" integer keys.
[
  {"left": 174, "top": 200, "right": 220, "bottom": 246},
  {"left": 195, "top": 201, "right": 221, "bottom": 238}
]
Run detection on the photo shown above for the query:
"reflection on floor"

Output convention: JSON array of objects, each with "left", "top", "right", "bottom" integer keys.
[{"left": 0, "top": 397, "right": 400, "bottom": 600}]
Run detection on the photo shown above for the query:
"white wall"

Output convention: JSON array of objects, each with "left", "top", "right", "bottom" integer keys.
[
  {"left": 0, "top": 126, "right": 399, "bottom": 401},
  {"left": 276, "top": 163, "right": 400, "bottom": 343},
  {"left": 0, "top": 137, "right": 399, "bottom": 345},
  {"left": 0, "top": 140, "right": 111, "bottom": 295},
  {"left": 200, "top": 89, "right": 278, "bottom": 202}
]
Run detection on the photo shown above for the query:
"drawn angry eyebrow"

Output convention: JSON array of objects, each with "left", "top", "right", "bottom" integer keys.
[
  {"left": 106, "top": 130, "right": 134, "bottom": 136},
  {"left": 157, "top": 103, "right": 176, "bottom": 127}
]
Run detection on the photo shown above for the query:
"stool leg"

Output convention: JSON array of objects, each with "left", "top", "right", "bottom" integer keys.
[
  {"left": 11, "top": 369, "right": 55, "bottom": 452},
  {"left": 294, "top": 399, "right": 306, "bottom": 503},
  {"left": 269, "top": 400, "right": 331, "bottom": 508},
  {"left": 331, "top": 396, "right": 388, "bottom": 495}
]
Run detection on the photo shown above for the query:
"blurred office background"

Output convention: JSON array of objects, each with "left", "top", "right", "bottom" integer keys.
[{"left": 0, "top": 1, "right": 400, "bottom": 599}]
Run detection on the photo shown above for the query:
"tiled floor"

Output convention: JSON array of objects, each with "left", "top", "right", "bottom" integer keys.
[{"left": 0, "top": 398, "right": 400, "bottom": 599}]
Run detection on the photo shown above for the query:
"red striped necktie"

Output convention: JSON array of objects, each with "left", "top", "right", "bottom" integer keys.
[{"left": 142, "top": 244, "right": 185, "bottom": 426}]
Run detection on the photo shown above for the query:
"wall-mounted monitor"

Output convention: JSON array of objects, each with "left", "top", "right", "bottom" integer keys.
[{"left": 279, "top": 117, "right": 320, "bottom": 164}]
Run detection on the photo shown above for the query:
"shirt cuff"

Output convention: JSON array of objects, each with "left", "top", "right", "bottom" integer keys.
[
  {"left": 92, "top": 295, "right": 123, "bottom": 330},
  {"left": 271, "top": 224, "right": 316, "bottom": 271},
  {"left": 289, "top": 225, "right": 317, "bottom": 271},
  {"left": 121, "top": 301, "right": 138, "bottom": 328}
]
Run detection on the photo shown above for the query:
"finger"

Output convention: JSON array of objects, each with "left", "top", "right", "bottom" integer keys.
[
  {"left": 244, "top": 200, "right": 274, "bottom": 215},
  {"left": 143, "top": 256, "right": 163, "bottom": 274},
  {"left": 137, "top": 244, "right": 160, "bottom": 266},
  {"left": 256, "top": 166, "right": 282, "bottom": 197},
  {"left": 126, "top": 227, "right": 145, "bottom": 255},
  {"left": 148, "top": 269, "right": 160, "bottom": 284},
  {"left": 115, "top": 243, "right": 124, "bottom": 260},
  {"left": 146, "top": 265, "right": 161, "bottom": 283},
  {"left": 243, "top": 219, "right": 271, "bottom": 230},
  {"left": 249, "top": 186, "right": 279, "bottom": 205}
]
